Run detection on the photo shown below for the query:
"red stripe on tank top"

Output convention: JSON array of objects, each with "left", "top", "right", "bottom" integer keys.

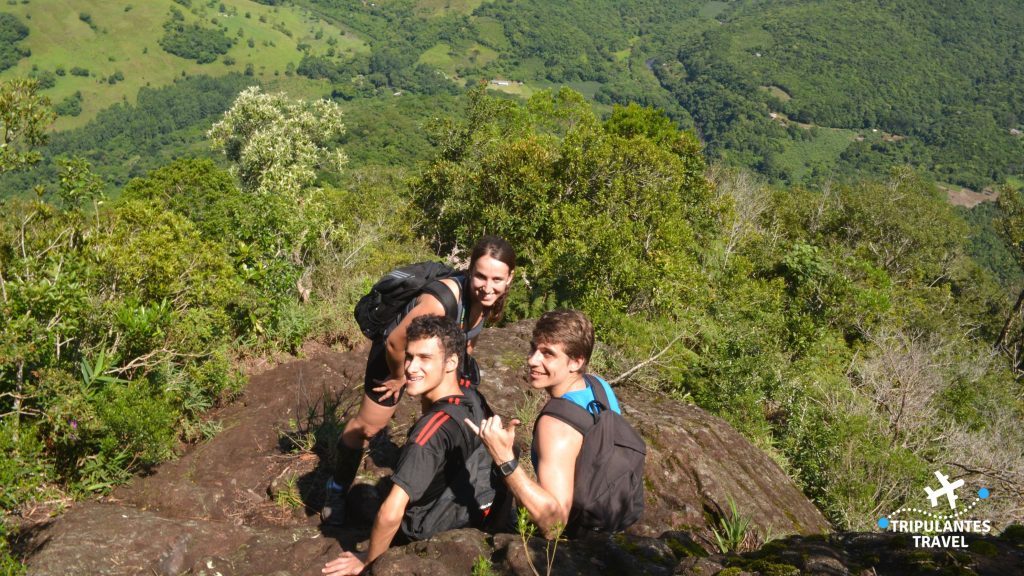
[{"left": 415, "top": 412, "right": 451, "bottom": 446}]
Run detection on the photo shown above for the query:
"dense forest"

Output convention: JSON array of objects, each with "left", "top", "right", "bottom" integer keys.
[
  {"left": 286, "top": 0, "right": 1024, "bottom": 189},
  {"left": 2, "top": 0, "right": 1021, "bottom": 190},
  {"left": 2, "top": 0, "right": 1024, "bottom": 571}
]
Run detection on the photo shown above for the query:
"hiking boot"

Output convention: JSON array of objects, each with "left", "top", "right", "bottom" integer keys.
[{"left": 321, "top": 479, "right": 346, "bottom": 527}]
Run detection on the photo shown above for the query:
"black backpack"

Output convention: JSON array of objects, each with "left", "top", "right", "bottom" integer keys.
[
  {"left": 536, "top": 375, "right": 646, "bottom": 534},
  {"left": 401, "top": 389, "right": 507, "bottom": 540},
  {"left": 354, "top": 261, "right": 459, "bottom": 340}
]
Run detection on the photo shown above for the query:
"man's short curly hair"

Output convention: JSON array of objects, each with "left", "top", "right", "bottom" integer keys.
[{"left": 406, "top": 314, "right": 464, "bottom": 366}]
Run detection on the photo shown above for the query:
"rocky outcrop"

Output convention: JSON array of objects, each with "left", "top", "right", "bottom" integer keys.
[
  {"left": 24, "top": 502, "right": 337, "bottom": 575},
  {"left": 23, "top": 321, "right": 840, "bottom": 574},
  {"left": 466, "top": 322, "right": 830, "bottom": 540},
  {"left": 366, "top": 528, "right": 1024, "bottom": 576}
]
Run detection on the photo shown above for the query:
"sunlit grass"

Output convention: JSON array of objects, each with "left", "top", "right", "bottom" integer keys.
[{"left": 1, "top": 0, "right": 366, "bottom": 129}]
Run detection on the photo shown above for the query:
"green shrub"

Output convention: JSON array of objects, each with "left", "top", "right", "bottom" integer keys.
[
  {"left": 98, "top": 380, "right": 179, "bottom": 466},
  {"left": 0, "top": 518, "right": 25, "bottom": 575},
  {"left": 1, "top": 193, "right": 247, "bottom": 509},
  {"left": 159, "top": 20, "right": 233, "bottom": 64},
  {"left": 54, "top": 91, "right": 83, "bottom": 117},
  {"left": 309, "top": 175, "right": 432, "bottom": 345},
  {"left": 0, "top": 420, "right": 52, "bottom": 510},
  {"left": 30, "top": 70, "right": 56, "bottom": 90},
  {"left": 0, "top": 13, "right": 29, "bottom": 73},
  {"left": 93, "top": 200, "right": 241, "bottom": 309}
]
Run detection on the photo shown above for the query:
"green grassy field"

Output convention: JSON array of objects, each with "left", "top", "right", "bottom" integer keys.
[
  {"left": 485, "top": 80, "right": 536, "bottom": 98},
  {"left": 566, "top": 80, "right": 603, "bottom": 99},
  {"left": 761, "top": 85, "right": 792, "bottom": 102},
  {"left": 698, "top": 1, "right": 729, "bottom": 19},
  {"left": 0, "top": 0, "right": 367, "bottom": 130},
  {"left": 417, "top": 42, "right": 457, "bottom": 74},
  {"left": 774, "top": 126, "right": 860, "bottom": 182},
  {"left": 418, "top": 40, "right": 497, "bottom": 80},
  {"left": 473, "top": 15, "right": 509, "bottom": 50},
  {"left": 415, "top": 0, "right": 484, "bottom": 17}
]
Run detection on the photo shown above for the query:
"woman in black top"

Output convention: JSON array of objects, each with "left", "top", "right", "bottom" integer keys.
[{"left": 323, "top": 235, "right": 516, "bottom": 525}]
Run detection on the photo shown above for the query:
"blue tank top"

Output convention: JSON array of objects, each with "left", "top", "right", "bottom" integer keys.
[{"left": 559, "top": 375, "right": 621, "bottom": 415}]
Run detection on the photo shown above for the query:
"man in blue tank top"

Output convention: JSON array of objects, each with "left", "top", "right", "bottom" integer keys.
[{"left": 466, "top": 309, "right": 621, "bottom": 537}]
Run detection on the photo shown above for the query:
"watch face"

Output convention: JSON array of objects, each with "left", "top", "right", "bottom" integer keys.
[{"left": 500, "top": 460, "right": 517, "bottom": 477}]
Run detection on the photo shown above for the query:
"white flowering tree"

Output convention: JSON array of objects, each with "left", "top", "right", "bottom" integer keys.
[
  {"left": 208, "top": 86, "right": 347, "bottom": 199},
  {"left": 208, "top": 87, "right": 348, "bottom": 296}
]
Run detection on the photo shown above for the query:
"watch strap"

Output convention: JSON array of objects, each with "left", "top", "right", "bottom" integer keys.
[{"left": 497, "top": 458, "right": 518, "bottom": 477}]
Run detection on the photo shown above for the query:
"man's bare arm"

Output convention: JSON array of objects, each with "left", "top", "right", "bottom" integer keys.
[
  {"left": 367, "top": 484, "right": 409, "bottom": 562},
  {"left": 373, "top": 292, "right": 448, "bottom": 400},
  {"left": 466, "top": 415, "right": 582, "bottom": 537},
  {"left": 322, "top": 484, "right": 409, "bottom": 575}
]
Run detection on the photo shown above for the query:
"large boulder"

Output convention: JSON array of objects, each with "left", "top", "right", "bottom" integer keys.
[
  {"left": 467, "top": 322, "right": 831, "bottom": 540},
  {"left": 23, "top": 501, "right": 338, "bottom": 575}
]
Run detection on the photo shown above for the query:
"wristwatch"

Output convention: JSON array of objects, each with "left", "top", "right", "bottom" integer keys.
[{"left": 497, "top": 458, "right": 518, "bottom": 477}]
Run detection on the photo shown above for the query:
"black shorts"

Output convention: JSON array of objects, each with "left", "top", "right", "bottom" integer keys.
[
  {"left": 363, "top": 341, "right": 481, "bottom": 407},
  {"left": 363, "top": 339, "right": 400, "bottom": 407}
]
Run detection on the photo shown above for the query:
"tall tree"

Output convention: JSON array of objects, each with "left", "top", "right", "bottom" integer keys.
[
  {"left": 412, "top": 87, "right": 721, "bottom": 321},
  {"left": 207, "top": 87, "right": 348, "bottom": 295},
  {"left": 207, "top": 86, "right": 346, "bottom": 199},
  {"left": 995, "top": 187, "right": 1024, "bottom": 376},
  {"left": 0, "top": 78, "right": 55, "bottom": 175}
]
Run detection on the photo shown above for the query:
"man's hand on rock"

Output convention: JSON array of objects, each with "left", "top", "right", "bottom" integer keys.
[
  {"left": 465, "top": 415, "right": 520, "bottom": 464},
  {"left": 322, "top": 551, "right": 366, "bottom": 576}
]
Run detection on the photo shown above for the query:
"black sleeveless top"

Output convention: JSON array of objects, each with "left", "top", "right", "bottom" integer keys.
[{"left": 413, "top": 273, "right": 484, "bottom": 341}]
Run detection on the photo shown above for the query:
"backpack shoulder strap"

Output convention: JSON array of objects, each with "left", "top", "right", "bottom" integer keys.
[
  {"left": 538, "top": 397, "right": 595, "bottom": 436},
  {"left": 585, "top": 374, "right": 611, "bottom": 412},
  {"left": 437, "top": 399, "right": 476, "bottom": 449},
  {"left": 420, "top": 275, "right": 462, "bottom": 324}
]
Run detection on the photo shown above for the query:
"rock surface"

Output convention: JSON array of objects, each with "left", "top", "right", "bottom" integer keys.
[
  {"left": 364, "top": 529, "right": 1024, "bottom": 576},
  {"left": 24, "top": 502, "right": 336, "bottom": 575},
  {"left": 21, "top": 321, "right": 1019, "bottom": 574}
]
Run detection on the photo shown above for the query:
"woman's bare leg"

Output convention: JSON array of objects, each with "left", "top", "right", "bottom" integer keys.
[
  {"left": 324, "top": 395, "right": 400, "bottom": 524},
  {"left": 340, "top": 394, "right": 398, "bottom": 449}
]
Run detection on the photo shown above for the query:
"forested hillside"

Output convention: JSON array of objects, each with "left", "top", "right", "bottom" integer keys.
[
  {"left": 2, "top": 1, "right": 1024, "bottom": 571},
  {"left": 289, "top": 0, "right": 1024, "bottom": 189},
  {"left": 2, "top": 0, "right": 1021, "bottom": 192}
]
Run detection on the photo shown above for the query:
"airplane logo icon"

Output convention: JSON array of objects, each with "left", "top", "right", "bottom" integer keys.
[{"left": 924, "top": 470, "right": 964, "bottom": 509}]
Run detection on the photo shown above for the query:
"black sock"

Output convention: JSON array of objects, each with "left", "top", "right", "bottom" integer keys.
[{"left": 332, "top": 442, "right": 364, "bottom": 490}]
